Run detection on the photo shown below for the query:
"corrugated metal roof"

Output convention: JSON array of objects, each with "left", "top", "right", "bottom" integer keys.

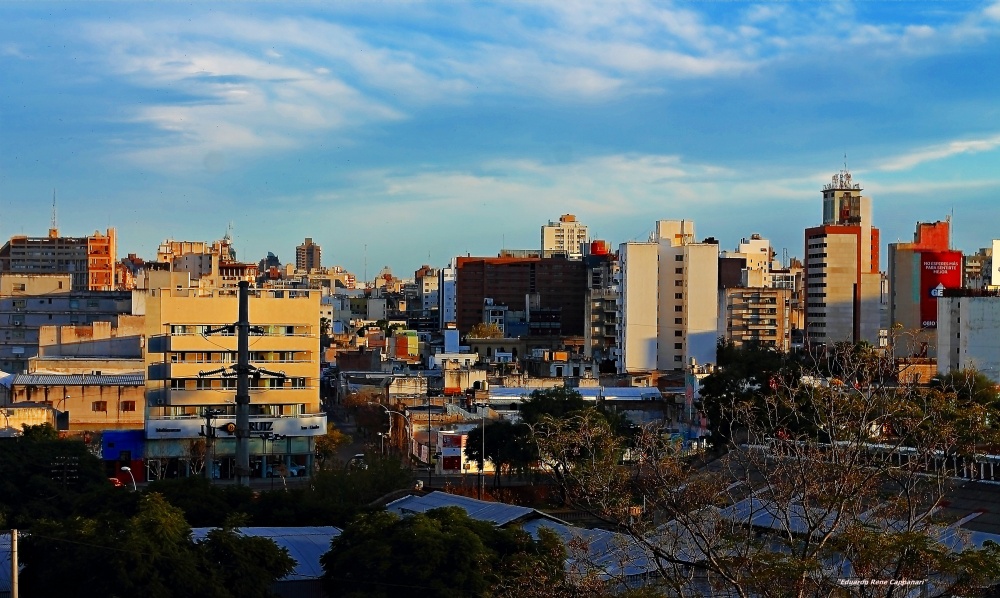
[
  {"left": 487, "top": 386, "right": 661, "bottom": 402},
  {"left": 387, "top": 491, "right": 536, "bottom": 526},
  {"left": 190, "top": 526, "right": 341, "bottom": 581},
  {"left": 12, "top": 373, "right": 145, "bottom": 386}
]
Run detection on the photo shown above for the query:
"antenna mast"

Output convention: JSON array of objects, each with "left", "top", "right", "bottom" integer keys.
[{"left": 51, "top": 190, "right": 58, "bottom": 231}]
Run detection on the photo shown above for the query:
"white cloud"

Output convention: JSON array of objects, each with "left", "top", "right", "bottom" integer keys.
[{"left": 878, "top": 134, "right": 1000, "bottom": 171}]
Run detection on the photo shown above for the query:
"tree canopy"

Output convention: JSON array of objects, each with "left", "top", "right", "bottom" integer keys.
[
  {"left": 320, "top": 506, "right": 568, "bottom": 598},
  {"left": 533, "top": 343, "right": 1000, "bottom": 597},
  {"left": 20, "top": 493, "right": 295, "bottom": 598}
]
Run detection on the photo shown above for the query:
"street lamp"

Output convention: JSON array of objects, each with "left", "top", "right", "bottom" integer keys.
[
  {"left": 366, "top": 403, "right": 412, "bottom": 456},
  {"left": 120, "top": 466, "right": 137, "bottom": 492}
]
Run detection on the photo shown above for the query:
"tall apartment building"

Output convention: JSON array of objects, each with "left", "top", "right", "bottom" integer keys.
[
  {"left": 296, "top": 237, "right": 322, "bottom": 272},
  {"left": 803, "top": 169, "right": 881, "bottom": 346},
  {"left": 615, "top": 242, "right": 659, "bottom": 373},
  {"left": 438, "top": 259, "right": 457, "bottom": 328},
  {"left": 139, "top": 285, "right": 326, "bottom": 479},
  {"left": 719, "top": 234, "right": 802, "bottom": 351},
  {"left": 0, "top": 274, "right": 133, "bottom": 373},
  {"left": 414, "top": 265, "right": 439, "bottom": 317},
  {"left": 615, "top": 220, "right": 719, "bottom": 374},
  {"left": 887, "top": 221, "right": 961, "bottom": 356},
  {"left": 0, "top": 228, "right": 117, "bottom": 291},
  {"left": 541, "top": 214, "right": 589, "bottom": 258},
  {"left": 454, "top": 256, "right": 587, "bottom": 337},
  {"left": 583, "top": 241, "right": 617, "bottom": 362}
]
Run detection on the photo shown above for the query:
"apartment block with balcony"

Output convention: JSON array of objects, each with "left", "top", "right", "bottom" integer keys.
[
  {"left": 724, "top": 288, "right": 793, "bottom": 350},
  {"left": 140, "top": 286, "right": 326, "bottom": 479},
  {"left": 0, "top": 227, "right": 118, "bottom": 291}
]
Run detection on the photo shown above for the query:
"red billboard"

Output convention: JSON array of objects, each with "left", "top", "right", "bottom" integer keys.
[{"left": 920, "top": 251, "right": 962, "bottom": 328}]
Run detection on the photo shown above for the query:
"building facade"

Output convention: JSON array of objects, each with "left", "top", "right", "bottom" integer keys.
[
  {"left": 454, "top": 256, "right": 587, "bottom": 337},
  {"left": 0, "top": 227, "right": 117, "bottom": 291},
  {"left": 887, "top": 221, "right": 961, "bottom": 356},
  {"left": 0, "top": 274, "right": 133, "bottom": 373},
  {"left": 296, "top": 237, "right": 322, "bottom": 272},
  {"left": 541, "top": 214, "right": 589, "bottom": 259},
  {"left": 139, "top": 286, "right": 326, "bottom": 480},
  {"left": 803, "top": 169, "right": 881, "bottom": 346},
  {"left": 937, "top": 291, "right": 1000, "bottom": 384}
]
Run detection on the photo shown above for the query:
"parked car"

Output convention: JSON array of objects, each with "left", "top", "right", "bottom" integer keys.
[{"left": 349, "top": 454, "right": 368, "bottom": 471}]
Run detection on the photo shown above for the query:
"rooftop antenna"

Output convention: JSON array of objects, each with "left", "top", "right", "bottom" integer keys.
[{"left": 51, "top": 189, "right": 57, "bottom": 229}]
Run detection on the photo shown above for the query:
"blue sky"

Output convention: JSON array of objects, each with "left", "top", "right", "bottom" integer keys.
[{"left": 2, "top": 1, "right": 999, "bottom": 278}]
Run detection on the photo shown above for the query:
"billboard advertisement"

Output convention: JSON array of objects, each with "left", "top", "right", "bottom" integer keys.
[{"left": 920, "top": 251, "right": 962, "bottom": 328}]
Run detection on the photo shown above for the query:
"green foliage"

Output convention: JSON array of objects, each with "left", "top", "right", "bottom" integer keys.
[
  {"left": 519, "top": 386, "right": 587, "bottom": 425},
  {"left": 0, "top": 429, "right": 111, "bottom": 527},
  {"left": 20, "top": 493, "right": 294, "bottom": 598},
  {"left": 699, "top": 339, "right": 792, "bottom": 448},
  {"left": 20, "top": 421, "right": 60, "bottom": 440},
  {"left": 467, "top": 322, "right": 504, "bottom": 339},
  {"left": 465, "top": 419, "right": 537, "bottom": 487},
  {"left": 321, "top": 507, "right": 567, "bottom": 598}
]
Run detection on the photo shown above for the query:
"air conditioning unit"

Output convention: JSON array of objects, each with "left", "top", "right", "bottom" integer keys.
[{"left": 12, "top": 321, "right": 22, "bottom": 327}]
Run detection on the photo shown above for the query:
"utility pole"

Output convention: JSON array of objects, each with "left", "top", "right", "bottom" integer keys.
[
  {"left": 235, "top": 280, "right": 251, "bottom": 486},
  {"left": 10, "top": 528, "right": 18, "bottom": 598},
  {"left": 200, "top": 281, "right": 284, "bottom": 487}
]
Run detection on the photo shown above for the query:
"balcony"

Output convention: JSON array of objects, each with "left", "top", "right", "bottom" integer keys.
[{"left": 157, "top": 386, "right": 317, "bottom": 407}]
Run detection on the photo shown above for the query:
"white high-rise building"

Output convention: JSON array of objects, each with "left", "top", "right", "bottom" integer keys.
[
  {"left": 615, "top": 220, "right": 720, "bottom": 374},
  {"left": 541, "top": 214, "right": 589, "bottom": 258},
  {"left": 438, "top": 258, "right": 457, "bottom": 328},
  {"left": 615, "top": 242, "right": 659, "bottom": 373}
]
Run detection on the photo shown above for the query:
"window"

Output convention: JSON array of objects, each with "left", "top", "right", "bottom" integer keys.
[
  {"left": 674, "top": 305, "right": 683, "bottom": 312},
  {"left": 87, "top": 299, "right": 100, "bottom": 308},
  {"left": 197, "top": 378, "right": 213, "bottom": 390},
  {"left": 92, "top": 401, "right": 108, "bottom": 412},
  {"left": 170, "top": 379, "right": 187, "bottom": 390},
  {"left": 12, "top": 299, "right": 25, "bottom": 309},
  {"left": 13, "top": 283, "right": 25, "bottom": 292},
  {"left": 674, "top": 293, "right": 683, "bottom": 299},
  {"left": 120, "top": 401, "right": 136, "bottom": 412},
  {"left": 675, "top": 267, "right": 683, "bottom": 274},
  {"left": 69, "top": 299, "right": 79, "bottom": 309},
  {"left": 674, "top": 317, "right": 682, "bottom": 324},
  {"left": 674, "top": 342, "right": 682, "bottom": 349},
  {"left": 674, "top": 255, "right": 683, "bottom": 261},
  {"left": 675, "top": 330, "right": 682, "bottom": 337}
]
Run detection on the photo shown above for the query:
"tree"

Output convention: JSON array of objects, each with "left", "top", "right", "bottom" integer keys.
[
  {"left": 533, "top": 343, "right": 1000, "bottom": 597},
  {"left": 321, "top": 506, "right": 570, "bottom": 598},
  {"left": 0, "top": 425, "right": 110, "bottom": 527},
  {"left": 699, "top": 338, "right": 790, "bottom": 448},
  {"left": 20, "top": 493, "right": 294, "bottom": 598},
  {"left": 467, "top": 322, "right": 504, "bottom": 339},
  {"left": 315, "top": 423, "right": 352, "bottom": 470},
  {"left": 519, "top": 386, "right": 587, "bottom": 425},
  {"left": 198, "top": 515, "right": 296, "bottom": 597},
  {"left": 465, "top": 419, "right": 537, "bottom": 488}
]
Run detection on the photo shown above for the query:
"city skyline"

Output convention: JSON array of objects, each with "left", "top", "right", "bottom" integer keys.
[{"left": 2, "top": 2, "right": 1000, "bottom": 276}]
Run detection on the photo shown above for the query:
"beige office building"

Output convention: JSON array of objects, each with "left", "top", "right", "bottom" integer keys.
[{"left": 138, "top": 286, "right": 326, "bottom": 479}]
